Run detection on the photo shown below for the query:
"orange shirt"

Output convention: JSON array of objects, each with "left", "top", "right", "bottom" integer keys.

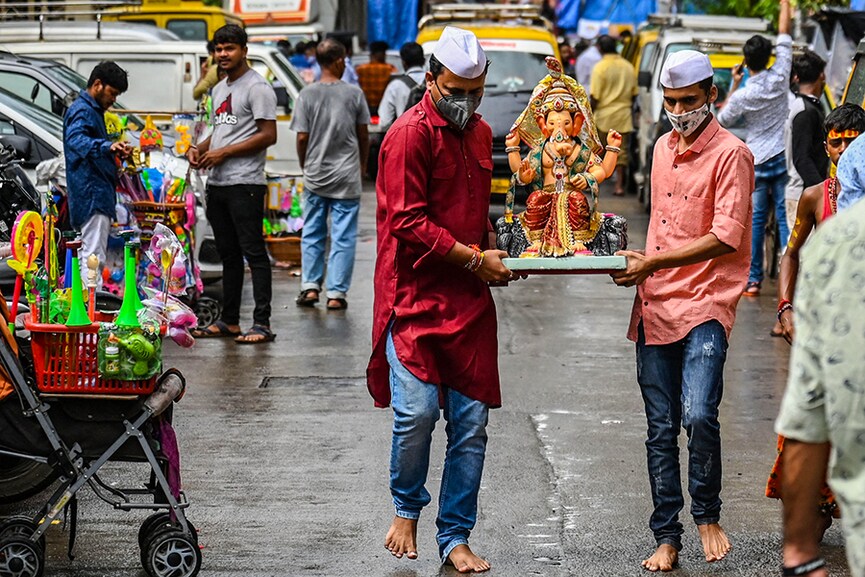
[
  {"left": 356, "top": 61, "right": 397, "bottom": 108},
  {"left": 627, "top": 117, "right": 754, "bottom": 345}
]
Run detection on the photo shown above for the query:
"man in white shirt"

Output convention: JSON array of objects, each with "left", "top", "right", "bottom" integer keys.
[
  {"left": 575, "top": 41, "right": 601, "bottom": 93},
  {"left": 717, "top": 0, "right": 792, "bottom": 298}
]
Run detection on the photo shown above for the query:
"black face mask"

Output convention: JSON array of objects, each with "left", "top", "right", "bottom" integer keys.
[{"left": 434, "top": 81, "right": 482, "bottom": 130}]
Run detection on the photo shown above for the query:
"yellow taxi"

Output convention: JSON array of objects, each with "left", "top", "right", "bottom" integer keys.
[
  {"left": 101, "top": 0, "right": 243, "bottom": 42},
  {"left": 416, "top": 4, "right": 560, "bottom": 209}
]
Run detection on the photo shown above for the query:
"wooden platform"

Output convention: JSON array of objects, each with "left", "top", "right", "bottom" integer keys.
[{"left": 502, "top": 255, "right": 627, "bottom": 275}]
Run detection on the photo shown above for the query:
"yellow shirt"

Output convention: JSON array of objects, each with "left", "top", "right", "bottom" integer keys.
[{"left": 589, "top": 54, "right": 637, "bottom": 133}]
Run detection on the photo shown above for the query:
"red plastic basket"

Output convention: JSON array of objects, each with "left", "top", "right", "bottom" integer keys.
[{"left": 25, "top": 318, "right": 159, "bottom": 395}]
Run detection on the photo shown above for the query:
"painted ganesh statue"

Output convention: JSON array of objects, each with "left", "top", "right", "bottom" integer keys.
[{"left": 496, "top": 57, "right": 628, "bottom": 258}]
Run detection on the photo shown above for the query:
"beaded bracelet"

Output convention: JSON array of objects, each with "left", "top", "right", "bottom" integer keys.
[
  {"left": 777, "top": 300, "right": 793, "bottom": 322},
  {"left": 505, "top": 146, "right": 520, "bottom": 153},
  {"left": 605, "top": 145, "right": 621, "bottom": 153},
  {"left": 782, "top": 557, "right": 825, "bottom": 576}
]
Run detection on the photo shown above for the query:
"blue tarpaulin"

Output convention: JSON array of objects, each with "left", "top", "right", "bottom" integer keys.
[
  {"left": 557, "top": 0, "right": 657, "bottom": 34},
  {"left": 367, "top": 0, "right": 419, "bottom": 50}
]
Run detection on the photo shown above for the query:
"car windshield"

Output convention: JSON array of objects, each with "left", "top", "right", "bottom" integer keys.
[
  {"left": 272, "top": 51, "right": 306, "bottom": 94},
  {"left": 482, "top": 51, "right": 549, "bottom": 94},
  {"left": 0, "top": 87, "right": 63, "bottom": 140},
  {"left": 43, "top": 63, "right": 144, "bottom": 126},
  {"left": 44, "top": 63, "right": 87, "bottom": 91}
]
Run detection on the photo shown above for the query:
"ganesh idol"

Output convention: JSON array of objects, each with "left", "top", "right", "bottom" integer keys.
[{"left": 496, "top": 57, "right": 627, "bottom": 258}]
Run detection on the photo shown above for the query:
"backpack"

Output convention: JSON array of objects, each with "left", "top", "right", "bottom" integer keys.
[{"left": 405, "top": 82, "right": 426, "bottom": 109}]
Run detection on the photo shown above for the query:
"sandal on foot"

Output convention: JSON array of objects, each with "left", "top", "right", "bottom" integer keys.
[
  {"left": 326, "top": 298, "right": 348, "bottom": 310},
  {"left": 191, "top": 320, "right": 241, "bottom": 338},
  {"left": 235, "top": 325, "right": 276, "bottom": 344},
  {"left": 296, "top": 289, "right": 320, "bottom": 307},
  {"left": 743, "top": 281, "right": 761, "bottom": 297}
]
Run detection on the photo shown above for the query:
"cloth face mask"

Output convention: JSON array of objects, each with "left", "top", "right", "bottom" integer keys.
[
  {"left": 666, "top": 103, "right": 710, "bottom": 138},
  {"left": 434, "top": 81, "right": 481, "bottom": 131}
]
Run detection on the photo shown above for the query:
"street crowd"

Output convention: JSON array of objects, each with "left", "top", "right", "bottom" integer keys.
[{"left": 61, "top": 0, "right": 865, "bottom": 573}]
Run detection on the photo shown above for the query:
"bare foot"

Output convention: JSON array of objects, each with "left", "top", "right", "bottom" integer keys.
[
  {"left": 698, "top": 523, "right": 731, "bottom": 562},
  {"left": 445, "top": 544, "right": 490, "bottom": 573},
  {"left": 384, "top": 516, "right": 418, "bottom": 559},
  {"left": 641, "top": 544, "right": 678, "bottom": 572}
]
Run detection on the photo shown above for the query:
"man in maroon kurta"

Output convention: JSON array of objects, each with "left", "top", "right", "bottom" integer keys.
[{"left": 367, "top": 26, "right": 512, "bottom": 574}]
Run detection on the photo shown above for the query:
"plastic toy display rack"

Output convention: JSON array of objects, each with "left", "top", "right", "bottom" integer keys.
[
  {"left": 25, "top": 315, "right": 159, "bottom": 395},
  {"left": 129, "top": 201, "right": 186, "bottom": 241}
]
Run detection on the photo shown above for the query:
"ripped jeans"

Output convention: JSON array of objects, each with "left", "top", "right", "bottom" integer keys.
[{"left": 636, "top": 320, "right": 728, "bottom": 551}]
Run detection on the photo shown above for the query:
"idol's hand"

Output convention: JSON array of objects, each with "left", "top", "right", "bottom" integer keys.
[
  {"left": 505, "top": 130, "right": 520, "bottom": 148},
  {"left": 606, "top": 130, "right": 623, "bottom": 149},
  {"left": 570, "top": 174, "right": 587, "bottom": 191},
  {"left": 519, "top": 159, "right": 535, "bottom": 184}
]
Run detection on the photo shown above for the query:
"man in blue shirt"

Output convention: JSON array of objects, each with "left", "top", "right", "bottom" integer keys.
[{"left": 63, "top": 61, "right": 132, "bottom": 287}]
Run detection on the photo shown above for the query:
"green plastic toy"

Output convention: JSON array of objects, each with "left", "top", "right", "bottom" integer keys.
[
  {"left": 64, "top": 240, "right": 91, "bottom": 327},
  {"left": 116, "top": 231, "right": 144, "bottom": 328}
]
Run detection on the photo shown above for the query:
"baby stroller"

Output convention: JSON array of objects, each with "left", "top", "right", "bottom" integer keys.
[{"left": 0, "top": 296, "right": 201, "bottom": 577}]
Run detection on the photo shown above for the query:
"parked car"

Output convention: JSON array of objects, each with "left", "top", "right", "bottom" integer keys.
[
  {"left": 0, "top": 51, "right": 142, "bottom": 126},
  {"left": 417, "top": 3, "right": 560, "bottom": 219},
  {"left": 0, "top": 40, "right": 306, "bottom": 176},
  {"left": 635, "top": 16, "right": 773, "bottom": 191}
]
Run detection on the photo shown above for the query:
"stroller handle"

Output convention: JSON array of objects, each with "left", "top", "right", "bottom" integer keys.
[{"left": 144, "top": 369, "right": 186, "bottom": 417}]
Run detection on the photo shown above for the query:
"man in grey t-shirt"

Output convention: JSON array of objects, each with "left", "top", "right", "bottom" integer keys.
[
  {"left": 188, "top": 24, "right": 278, "bottom": 343},
  {"left": 292, "top": 38, "right": 370, "bottom": 310}
]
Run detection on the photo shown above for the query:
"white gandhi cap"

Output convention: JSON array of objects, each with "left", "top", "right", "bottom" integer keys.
[
  {"left": 660, "top": 50, "right": 714, "bottom": 89},
  {"left": 432, "top": 26, "right": 488, "bottom": 79}
]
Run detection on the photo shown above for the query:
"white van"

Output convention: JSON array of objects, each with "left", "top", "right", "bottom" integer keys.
[{"left": 1, "top": 40, "right": 305, "bottom": 176}]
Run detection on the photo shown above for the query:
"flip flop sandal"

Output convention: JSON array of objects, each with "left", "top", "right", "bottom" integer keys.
[
  {"left": 191, "top": 320, "right": 241, "bottom": 338},
  {"left": 326, "top": 298, "right": 348, "bottom": 310},
  {"left": 235, "top": 325, "right": 276, "bottom": 344},
  {"left": 295, "top": 289, "right": 320, "bottom": 307}
]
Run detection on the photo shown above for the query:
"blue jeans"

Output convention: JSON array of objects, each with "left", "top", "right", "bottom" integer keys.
[
  {"left": 300, "top": 192, "right": 360, "bottom": 300},
  {"left": 750, "top": 152, "right": 789, "bottom": 284},
  {"left": 386, "top": 326, "right": 489, "bottom": 562},
  {"left": 636, "top": 320, "right": 728, "bottom": 551}
]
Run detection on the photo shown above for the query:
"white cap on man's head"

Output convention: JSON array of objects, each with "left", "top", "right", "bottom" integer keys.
[
  {"left": 660, "top": 50, "right": 714, "bottom": 89},
  {"left": 433, "top": 26, "right": 487, "bottom": 79}
]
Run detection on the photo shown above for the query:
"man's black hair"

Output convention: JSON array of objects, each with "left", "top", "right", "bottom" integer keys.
[
  {"left": 743, "top": 34, "right": 772, "bottom": 72},
  {"left": 824, "top": 103, "right": 865, "bottom": 136},
  {"left": 87, "top": 61, "right": 128, "bottom": 92},
  {"left": 597, "top": 35, "right": 617, "bottom": 55},
  {"left": 698, "top": 76, "right": 713, "bottom": 94},
  {"left": 206, "top": 40, "right": 215, "bottom": 54},
  {"left": 793, "top": 49, "right": 826, "bottom": 85},
  {"left": 428, "top": 53, "right": 489, "bottom": 79},
  {"left": 213, "top": 24, "right": 247, "bottom": 48},
  {"left": 294, "top": 41, "right": 307, "bottom": 55},
  {"left": 369, "top": 40, "right": 389, "bottom": 55},
  {"left": 400, "top": 42, "right": 425, "bottom": 69},
  {"left": 316, "top": 38, "right": 346, "bottom": 67}
]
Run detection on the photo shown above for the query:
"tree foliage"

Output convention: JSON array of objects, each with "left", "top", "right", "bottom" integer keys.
[{"left": 685, "top": 0, "right": 849, "bottom": 22}]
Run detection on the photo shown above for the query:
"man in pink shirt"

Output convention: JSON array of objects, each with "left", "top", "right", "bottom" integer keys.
[{"left": 612, "top": 50, "right": 753, "bottom": 572}]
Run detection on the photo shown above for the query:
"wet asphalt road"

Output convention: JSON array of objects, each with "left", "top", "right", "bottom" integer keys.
[{"left": 2, "top": 181, "right": 853, "bottom": 576}]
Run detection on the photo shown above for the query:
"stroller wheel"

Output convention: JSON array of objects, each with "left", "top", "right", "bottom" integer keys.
[
  {"left": 0, "top": 518, "right": 45, "bottom": 552},
  {"left": 193, "top": 297, "right": 221, "bottom": 329},
  {"left": 142, "top": 529, "right": 201, "bottom": 577},
  {"left": 139, "top": 513, "right": 198, "bottom": 549},
  {"left": 0, "top": 536, "right": 44, "bottom": 577}
]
